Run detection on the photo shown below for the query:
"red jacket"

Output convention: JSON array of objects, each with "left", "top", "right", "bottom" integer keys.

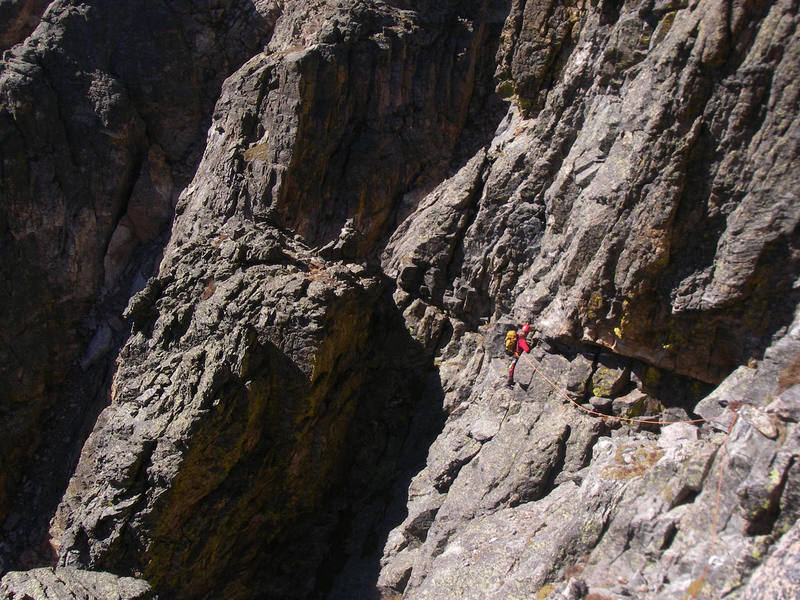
[{"left": 516, "top": 333, "right": 530, "bottom": 355}]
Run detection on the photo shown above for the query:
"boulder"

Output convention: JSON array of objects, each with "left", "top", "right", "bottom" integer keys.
[
  {"left": 589, "top": 396, "right": 613, "bottom": 414},
  {"left": 591, "top": 357, "right": 631, "bottom": 398},
  {"left": 612, "top": 390, "right": 648, "bottom": 418}
]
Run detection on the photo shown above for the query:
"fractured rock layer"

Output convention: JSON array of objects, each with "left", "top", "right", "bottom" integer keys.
[
  {"left": 378, "top": 0, "right": 800, "bottom": 597},
  {"left": 45, "top": 2, "right": 508, "bottom": 597},
  {"left": 384, "top": 0, "right": 800, "bottom": 384}
]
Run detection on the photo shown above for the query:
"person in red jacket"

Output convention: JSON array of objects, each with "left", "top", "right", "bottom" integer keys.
[{"left": 508, "top": 323, "right": 531, "bottom": 385}]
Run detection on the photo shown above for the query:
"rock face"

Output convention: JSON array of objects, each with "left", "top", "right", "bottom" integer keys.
[
  {"left": 0, "top": 0, "right": 280, "bottom": 563},
  {"left": 0, "top": 567, "right": 155, "bottom": 600},
  {"left": 40, "top": 2, "right": 507, "bottom": 597},
  {"left": 375, "top": 1, "right": 800, "bottom": 596},
  {"left": 384, "top": 0, "right": 800, "bottom": 385},
  {"left": 1, "top": 0, "right": 799, "bottom": 599},
  {"left": 379, "top": 314, "right": 800, "bottom": 599},
  {"left": 48, "top": 221, "right": 424, "bottom": 599}
]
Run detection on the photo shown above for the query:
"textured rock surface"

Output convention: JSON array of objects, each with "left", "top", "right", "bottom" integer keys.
[
  {"left": 0, "top": 0, "right": 798, "bottom": 599},
  {"left": 376, "top": 0, "right": 800, "bottom": 597},
  {"left": 384, "top": 0, "right": 800, "bottom": 384},
  {"left": 741, "top": 519, "right": 800, "bottom": 600},
  {"left": 0, "top": 567, "right": 155, "bottom": 600},
  {"left": 49, "top": 222, "right": 416, "bottom": 599},
  {"left": 0, "top": 0, "right": 279, "bottom": 566},
  {"left": 380, "top": 312, "right": 800, "bottom": 599},
  {"left": 44, "top": 4, "right": 508, "bottom": 598}
]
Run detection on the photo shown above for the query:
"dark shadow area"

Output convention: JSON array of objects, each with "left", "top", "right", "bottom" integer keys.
[
  {"left": 2, "top": 0, "right": 515, "bottom": 595},
  {"left": 0, "top": 235, "right": 165, "bottom": 574},
  {"left": 0, "top": 0, "right": 51, "bottom": 50},
  {"left": 120, "top": 334, "right": 322, "bottom": 599},
  {"left": 313, "top": 280, "right": 446, "bottom": 600},
  {"left": 304, "top": 5, "right": 514, "bottom": 589},
  {"left": 0, "top": 0, "right": 277, "bottom": 575}
]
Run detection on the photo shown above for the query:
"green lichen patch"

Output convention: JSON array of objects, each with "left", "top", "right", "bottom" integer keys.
[
  {"left": 591, "top": 364, "right": 629, "bottom": 398},
  {"left": 650, "top": 11, "right": 678, "bottom": 48},
  {"left": 586, "top": 290, "right": 605, "bottom": 320},
  {"left": 496, "top": 80, "right": 515, "bottom": 98},
  {"left": 535, "top": 584, "right": 556, "bottom": 600}
]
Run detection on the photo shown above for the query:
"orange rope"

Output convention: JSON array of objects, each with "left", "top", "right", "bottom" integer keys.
[
  {"left": 520, "top": 352, "right": 708, "bottom": 425},
  {"left": 687, "top": 409, "right": 739, "bottom": 599}
]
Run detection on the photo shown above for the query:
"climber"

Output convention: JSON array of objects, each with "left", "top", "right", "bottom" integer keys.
[{"left": 506, "top": 323, "right": 531, "bottom": 385}]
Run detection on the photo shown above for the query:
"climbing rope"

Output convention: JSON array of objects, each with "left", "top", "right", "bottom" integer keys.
[
  {"left": 520, "top": 352, "right": 708, "bottom": 426},
  {"left": 687, "top": 409, "right": 740, "bottom": 600}
]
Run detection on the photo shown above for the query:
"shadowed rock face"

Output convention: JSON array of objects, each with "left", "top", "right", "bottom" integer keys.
[
  {"left": 0, "top": 0, "right": 279, "bottom": 557},
  {"left": 48, "top": 222, "right": 418, "bottom": 599},
  {"left": 1, "top": 0, "right": 799, "bottom": 599},
  {"left": 36, "top": 1, "right": 508, "bottom": 597},
  {"left": 0, "top": 0, "right": 51, "bottom": 51}
]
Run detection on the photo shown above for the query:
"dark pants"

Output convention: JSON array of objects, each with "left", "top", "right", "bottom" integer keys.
[{"left": 508, "top": 355, "right": 518, "bottom": 383}]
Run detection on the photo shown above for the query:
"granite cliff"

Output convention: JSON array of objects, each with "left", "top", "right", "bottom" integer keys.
[{"left": 1, "top": 0, "right": 799, "bottom": 599}]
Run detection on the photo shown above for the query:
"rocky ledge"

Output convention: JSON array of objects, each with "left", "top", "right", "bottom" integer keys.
[{"left": 0, "top": 567, "right": 155, "bottom": 600}]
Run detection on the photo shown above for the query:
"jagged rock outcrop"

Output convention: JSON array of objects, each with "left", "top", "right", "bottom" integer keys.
[
  {"left": 377, "top": 0, "right": 800, "bottom": 597},
  {"left": 49, "top": 220, "right": 412, "bottom": 599},
  {"left": 1, "top": 0, "right": 798, "bottom": 599},
  {"left": 0, "top": 0, "right": 279, "bottom": 566},
  {"left": 0, "top": 567, "right": 155, "bottom": 600},
  {"left": 380, "top": 311, "right": 800, "bottom": 599}
]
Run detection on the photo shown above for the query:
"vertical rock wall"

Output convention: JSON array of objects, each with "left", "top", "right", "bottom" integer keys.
[
  {"left": 0, "top": 0, "right": 280, "bottom": 563},
  {"left": 39, "top": 1, "right": 510, "bottom": 598},
  {"left": 378, "top": 0, "right": 800, "bottom": 598},
  {"left": 384, "top": 0, "right": 800, "bottom": 384}
]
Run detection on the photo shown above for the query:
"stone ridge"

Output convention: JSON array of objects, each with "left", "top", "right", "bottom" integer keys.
[{"left": 49, "top": 221, "right": 392, "bottom": 599}]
